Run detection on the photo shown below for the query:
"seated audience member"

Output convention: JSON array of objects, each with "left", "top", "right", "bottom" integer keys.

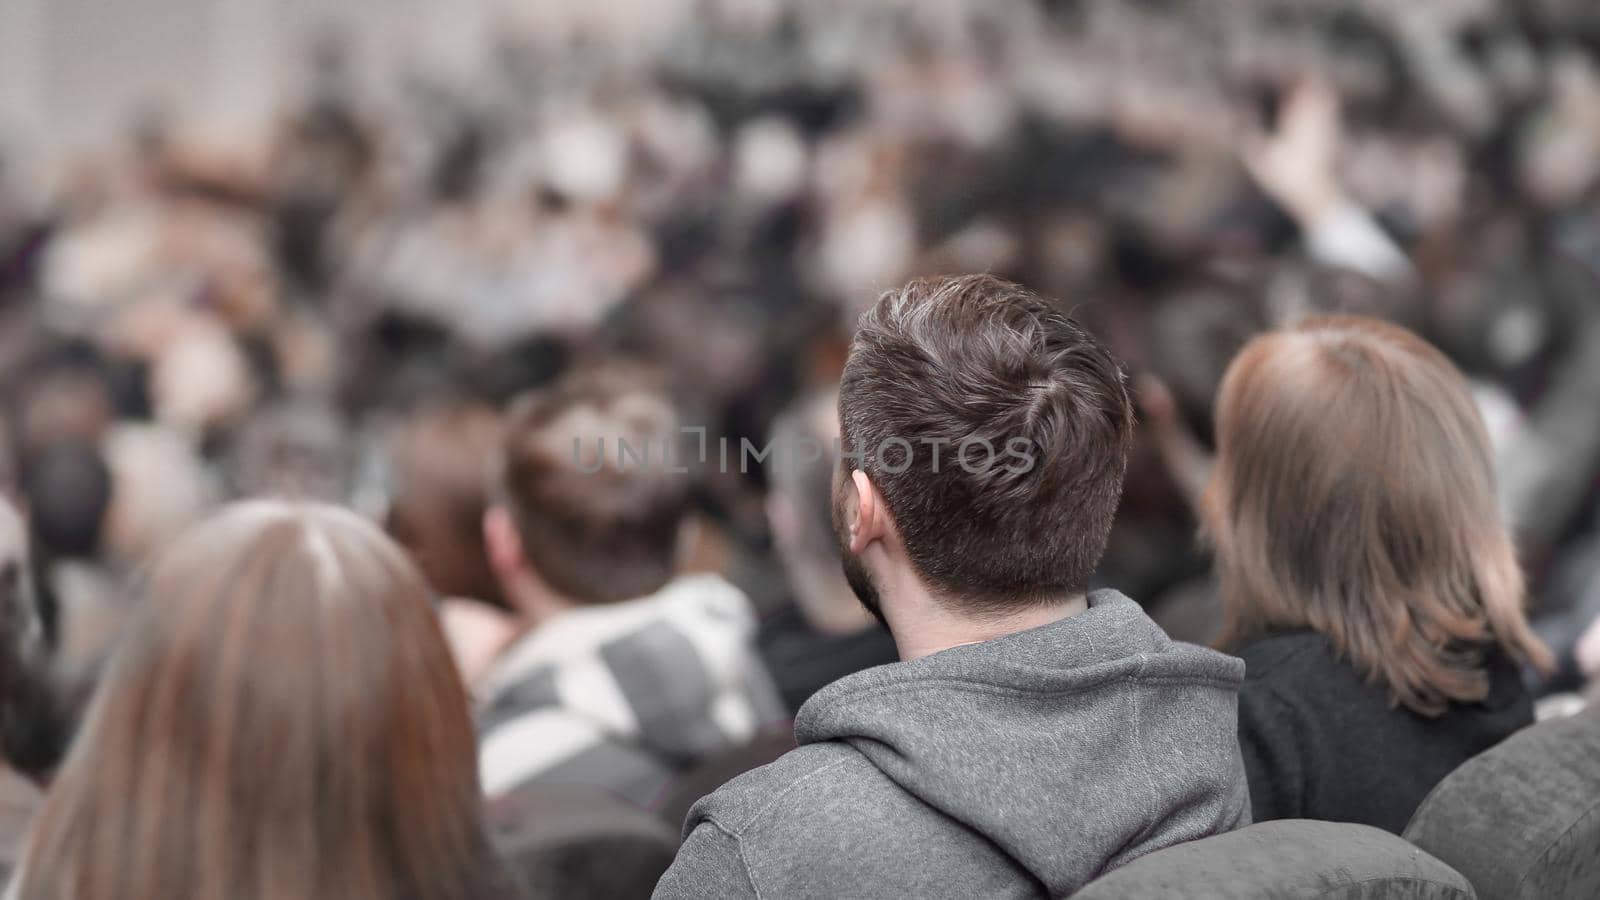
[
  {"left": 655, "top": 275, "right": 1250, "bottom": 899},
  {"left": 18, "top": 439, "right": 111, "bottom": 565},
  {"left": 0, "top": 499, "right": 70, "bottom": 783},
  {"left": 1207, "top": 316, "right": 1552, "bottom": 835},
  {"left": 382, "top": 401, "right": 508, "bottom": 684},
  {"left": 475, "top": 367, "right": 785, "bottom": 806},
  {"left": 16, "top": 440, "right": 127, "bottom": 759},
  {"left": 0, "top": 494, "right": 99, "bottom": 881},
  {"left": 385, "top": 400, "right": 505, "bottom": 608},
  {"left": 757, "top": 388, "right": 898, "bottom": 713},
  {"left": 9, "top": 501, "right": 517, "bottom": 899}
]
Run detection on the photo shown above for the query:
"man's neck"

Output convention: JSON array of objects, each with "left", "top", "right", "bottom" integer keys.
[
  {"left": 502, "top": 573, "right": 582, "bottom": 631},
  {"left": 886, "top": 585, "right": 1089, "bottom": 661},
  {"left": 802, "top": 585, "right": 883, "bottom": 637}
]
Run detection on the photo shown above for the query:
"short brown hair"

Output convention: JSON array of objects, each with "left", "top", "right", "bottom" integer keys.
[
  {"left": 18, "top": 501, "right": 506, "bottom": 899},
  {"left": 1206, "top": 316, "right": 1552, "bottom": 716},
  {"left": 496, "top": 366, "right": 689, "bottom": 604},
  {"left": 839, "top": 274, "right": 1134, "bottom": 609},
  {"left": 385, "top": 400, "right": 504, "bottom": 606}
]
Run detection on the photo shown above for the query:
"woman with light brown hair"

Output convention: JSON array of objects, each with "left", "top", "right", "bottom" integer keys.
[
  {"left": 11, "top": 501, "right": 520, "bottom": 899},
  {"left": 1205, "top": 315, "right": 1552, "bottom": 834}
]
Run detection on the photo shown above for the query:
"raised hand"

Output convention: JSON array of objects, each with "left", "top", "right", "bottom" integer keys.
[{"left": 1243, "top": 79, "right": 1346, "bottom": 226}]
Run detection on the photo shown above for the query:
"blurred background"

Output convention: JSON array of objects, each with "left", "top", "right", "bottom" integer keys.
[{"left": 3, "top": 0, "right": 1600, "bottom": 866}]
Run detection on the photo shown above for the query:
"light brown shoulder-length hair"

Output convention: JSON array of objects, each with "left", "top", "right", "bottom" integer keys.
[
  {"left": 17, "top": 501, "right": 514, "bottom": 900},
  {"left": 1204, "top": 315, "right": 1552, "bottom": 717}
]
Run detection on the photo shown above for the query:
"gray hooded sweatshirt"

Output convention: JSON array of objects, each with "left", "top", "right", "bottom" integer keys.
[{"left": 652, "top": 590, "right": 1250, "bottom": 899}]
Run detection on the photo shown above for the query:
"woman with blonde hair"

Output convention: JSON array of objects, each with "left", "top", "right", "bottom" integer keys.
[
  {"left": 12, "top": 500, "right": 519, "bottom": 899},
  {"left": 1205, "top": 316, "right": 1552, "bottom": 834}
]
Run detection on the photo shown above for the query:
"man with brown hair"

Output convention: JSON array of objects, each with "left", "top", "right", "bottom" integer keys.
[
  {"left": 756, "top": 388, "right": 898, "bottom": 713},
  {"left": 656, "top": 275, "right": 1250, "bottom": 899},
  {"left": 475, "top": 366, "right": 784, "bottom": 807}
]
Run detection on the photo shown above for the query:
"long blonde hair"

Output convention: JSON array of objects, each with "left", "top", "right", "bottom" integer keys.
[
  {"left": 1205, "top": 316, "right": 1551, "bottom": 716},
  {"left": 18, "top": 500, "right": 511, "bottom": 899}
]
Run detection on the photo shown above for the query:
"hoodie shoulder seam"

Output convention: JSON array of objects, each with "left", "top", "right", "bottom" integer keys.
[
  {"left": 721, "top": 757, "right": 854, "bottom": 836},
  {"left": 703, "top": 818, "right": 765, "bottom": 899},
  {"left": 1130, "top": 655, "right": 1164, "bottom": 850},
  {"left": 808, "top": 673, "right": 1241, "bottom": 709}
]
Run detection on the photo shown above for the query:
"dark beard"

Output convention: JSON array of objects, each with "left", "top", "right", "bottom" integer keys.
[
  {"left": 832, "top": 475, "right": 888, "bottom": 630},
  {"left": 840, "top": 551, "right": 887, "bottom": 630}
]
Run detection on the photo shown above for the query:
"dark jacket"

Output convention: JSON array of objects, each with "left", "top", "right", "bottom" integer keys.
[
  {"left": 756, "top": 607, "right": 900, "bottom": 714},
  {"left": 654, "top": 591, "right": 1251, "bottom": 900},
  {"left": 1236, "top": 630, "right": 1533, "bottom": 834}
]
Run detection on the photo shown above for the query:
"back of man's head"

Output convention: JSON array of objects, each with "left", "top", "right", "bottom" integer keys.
[
  {"left": 496, "top": 366, "right": 689, "bottom": 605},
  {"left": 839, "top": 274, "right": 1134, "bottom": 611}
]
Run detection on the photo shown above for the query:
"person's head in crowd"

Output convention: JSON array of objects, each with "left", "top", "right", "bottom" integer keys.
[
  {"left": 485, "top": 365, "right": 690, "bottom": 618},
  {"left": 472, "top": 366, "right": 782, "bottom": 807},
  {"left": 227, "top": 400, "right": 357, "bottom": 503},
  {"left": 1205, "top": 315, "right": 1553, "bottom": 716},
  {"left": 1297, "top": 263, "right": 1425, "bottom": 334},
  {"left": 386, "top": 400, "right": 504, "bottom": 607},
  {"left": 148, "top": 318, "right": 259, "bottom": 438},
  {"left": 16, "top": 500, "right": 512, "bottom": 900},
  {"left": 100, "top": 424, "right": 216, "bottom": 568},
  {"left": 1147, "top": 283, "right": 1264, "bottom": 434},
  {"left": 766, "top": 387, "right": 876, "bottom": 636},
  {"left": 0, "top": 495, "right": 71, "bottom": 783},
  {"left": 16, "top": 363, "right": 114, "bottom": 454},
  {"left": 758, "top": 386, "right": 900, "bottom": 715},
  {"left": 834, "top": 273, "right": 1135, "bottom": 656},
  {"left": 18, "top": 439, "right": 112, "bottom": 561}
]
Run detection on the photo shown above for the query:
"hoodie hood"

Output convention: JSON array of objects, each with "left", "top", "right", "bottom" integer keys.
[{"left": 793, "top": 590, "right": 1249, "bottom": 895}]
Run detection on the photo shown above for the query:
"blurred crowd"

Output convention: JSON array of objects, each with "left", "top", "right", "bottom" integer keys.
[{"left": 3, "top": 0, "right": 1600, "bottom": 887}]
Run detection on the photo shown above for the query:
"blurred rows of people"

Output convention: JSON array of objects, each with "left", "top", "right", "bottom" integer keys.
[{"left": 2, "top": 0, "right": 1600, "bottom": 888}]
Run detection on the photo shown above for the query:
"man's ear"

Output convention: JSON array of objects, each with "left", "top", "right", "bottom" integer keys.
[
  {"left": 482, "top": 506, "right": 525, "bottom": 579},
  {"left": 847, "top": 469, "right": 888, "bottom": 555}
]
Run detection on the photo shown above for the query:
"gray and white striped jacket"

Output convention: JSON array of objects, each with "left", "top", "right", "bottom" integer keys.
[{"left": 476, "top": 574, "right": 787, "bottom": 808}]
